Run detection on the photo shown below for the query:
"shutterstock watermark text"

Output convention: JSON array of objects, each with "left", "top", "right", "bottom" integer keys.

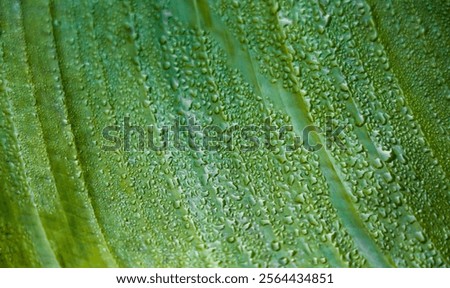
[{"left": 101, "top": 116, "right": 345, "bottom": 153}]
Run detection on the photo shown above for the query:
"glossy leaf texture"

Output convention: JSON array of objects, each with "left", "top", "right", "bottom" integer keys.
[{"left": 0, "top": 0, "right": 448, "bottom": 267}]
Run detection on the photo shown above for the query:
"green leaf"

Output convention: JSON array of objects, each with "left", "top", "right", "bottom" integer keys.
[{"left": 0, "top": 0, "right": 448, "bottom": 267}]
